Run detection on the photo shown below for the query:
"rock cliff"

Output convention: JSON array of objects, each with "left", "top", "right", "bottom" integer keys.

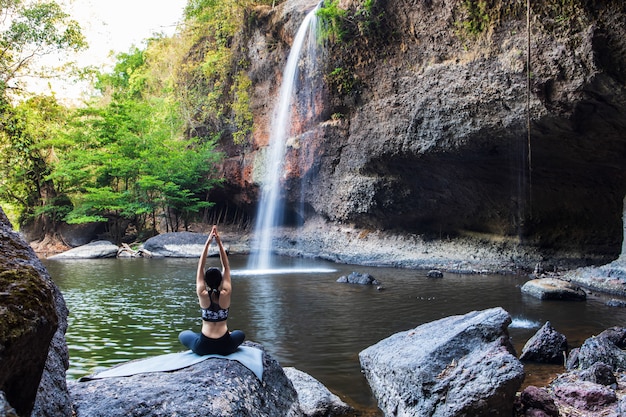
[
  {"left": 214, "top": 0, "right": 626, "bottom": 265},
  {"left": 0, "top": 208, "right": 71, "bottom": 417}
]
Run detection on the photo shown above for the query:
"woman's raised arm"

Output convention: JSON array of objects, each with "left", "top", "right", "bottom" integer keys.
[
  {"left": 212, "top": 226, "right": 231, "bottom": 293},
  {"left": 196, "top": 232, "right": 214, "bottom": 294}
]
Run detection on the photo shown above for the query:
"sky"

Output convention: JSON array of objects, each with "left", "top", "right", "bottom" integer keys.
[{"left": 27, "top": 0, "right": 188, "bottom": 103}]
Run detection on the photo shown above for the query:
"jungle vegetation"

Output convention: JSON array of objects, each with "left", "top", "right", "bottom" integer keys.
[
  {"left": 0, "top": 0, "right": 604, "bottom": 244},
  {"left": 0, "top": 0, "right": 278, "bottom": 243}
]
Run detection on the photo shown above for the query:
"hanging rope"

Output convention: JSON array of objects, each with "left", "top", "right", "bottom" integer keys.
[{"left": 526, "top": 0, "right": 532, "bottom": 219}]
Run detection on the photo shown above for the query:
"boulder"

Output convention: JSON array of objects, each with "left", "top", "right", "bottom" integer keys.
[
  {"left": 0, "top": 208, "right": 70, "bottom": 417},
  {"left": 552, "top": 381, "right": 617, "bottom": 411},
  {"left": 68, "top": 343, "right": 303, "bottom": 417},
  {"left": 606, "top": 298, "right": 626, "bottom": 307},
  {"left": 359, "top": 307, "right": 524, "bottom": 417},
  {"left": 578, "top": 362, "right": 617, "bottom": 387},
  {"left": 519, "top": 321, "right": 568, "bottom": 364},
  {"left": 516, "top": 328, "right": 626, "bottom": 417},
  {"left": 141, "top": 232, "right": 218, "bottom": 258},
  {"left": 283, "top": 367, "right": 353, "bottom": 417},
  {"left": 427, "top": 269, "right": 444, "bottom": 278},
  {"left": 566, "top": 334, "right": 626, "bottom": 372},
  {"left": 520, "top": 278, "right": 587, "bottom": 301},
  {"left": 48, "top": 240, "right": 119, "bottom": 259},
  {"left": 564, "top": 260, "right": 626, "bottom": 296},
  {"left": 336, "top": 272, "right": 380, "bottom": 285},
  {"left": 597, "top": 326, "right": 626, "bottom": 348},
  {"left": 56, "top": 222, "right": 104, "bottom": 247},
  {"left": 0, "top": 391, "right": 18, "bottom": 417},
  {"left": 516, "top": 386, "right": 559, "bottom": 417}
]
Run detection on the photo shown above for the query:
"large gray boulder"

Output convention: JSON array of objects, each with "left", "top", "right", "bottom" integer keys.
[
  {"left": 520, "top": 321, "right": 568, "bottom": 364},
  {"left": 0, "top": 208, "right": 71, "bottom": 417},
  {"left": 48, "top": 240, "right": 119, "bottom": 259},
  {"left": 68, "top": 343, "right": 303, "bottom": 417},
  {"left": 521, "top": 278, "right": 587, "bottom": 301},
  {"left": 359, "top": 307, "right": 524, "bottom": 417},
  {"left": 140, "top": 232, "right": 216, "bottom": 258}
]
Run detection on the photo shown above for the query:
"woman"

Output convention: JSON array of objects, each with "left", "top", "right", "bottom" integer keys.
[{"left": 178, "top": 225, "right": 245, "bottom": 355}]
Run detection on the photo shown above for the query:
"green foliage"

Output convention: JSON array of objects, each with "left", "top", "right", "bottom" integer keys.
[
  {"left": 49, "top": 60, "right": 223, "bottom": 238},
  {"left": 177, "top": 0, "right": 257, "bottom": 145},
  {"left": 316, "top": 0, "right": 348, "bottom": 43},
  {"left": 459, "top": 0, "right": 491, "bottom": 35},
  {"left": 0, "top": 94, "right": 69, "bottom": 224},
  {"left": 230, "top": 70, "right": 253, "bottom": 145},
  {"left": 327, "top": 67, "right": 355, "bottom": 95},
  {"left": 317, "top": 0, "right": 388, "bottom": 99},
  {"left": 0, "top": 0, "right": 86, "bottom": 89}
]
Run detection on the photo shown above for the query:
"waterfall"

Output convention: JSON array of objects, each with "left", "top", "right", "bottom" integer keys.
[{"left": 249, "top": 4, "right": 320, "bottom": 270}]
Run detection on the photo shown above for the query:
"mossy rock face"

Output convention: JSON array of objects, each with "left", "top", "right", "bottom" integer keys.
[{"left": 0, "top": 217, "right": 59, "bottom": 417}]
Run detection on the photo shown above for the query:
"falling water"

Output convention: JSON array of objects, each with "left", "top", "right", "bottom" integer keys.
[{"left": 249, "top": 5, "right": 320, "bottom": 270}]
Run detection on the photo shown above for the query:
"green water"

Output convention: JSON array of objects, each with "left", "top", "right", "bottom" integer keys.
[{"left": 44, "top": 255, "right": 626, "bottom": 412}]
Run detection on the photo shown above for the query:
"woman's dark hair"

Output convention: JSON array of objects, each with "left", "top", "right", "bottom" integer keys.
[{"left": 204, "top": 267, "right": 222, "bottom": 293}]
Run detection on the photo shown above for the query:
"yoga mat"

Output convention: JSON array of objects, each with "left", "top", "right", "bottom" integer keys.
[{"left": 79, "top": 346, "right": 264, "bottom": 382}]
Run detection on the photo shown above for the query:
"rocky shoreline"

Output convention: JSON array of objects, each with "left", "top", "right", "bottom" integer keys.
[
  {"left": 41, "top": 218, "right": 626, "bottom": 297},
  {"left": 0, "top": 209, "right": 623, "bottom": 416}
]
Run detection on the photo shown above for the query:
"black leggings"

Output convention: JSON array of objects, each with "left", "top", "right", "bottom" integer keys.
[{"left": 178, "top": 329, "right": 245, "bottom": 356}]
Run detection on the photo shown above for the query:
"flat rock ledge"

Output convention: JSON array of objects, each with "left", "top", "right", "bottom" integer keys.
[
  {"left": 521, "top": 278, "right": 587, "bottom": 301},
  {"left": 359, "top": 307, "right": 524, "bottom": 417},
  {"left": 68, "top": 342, "right": 349, "bottom": 417},
  {"left": 564, "top": 258, "right": 626, "bottom": 296}
]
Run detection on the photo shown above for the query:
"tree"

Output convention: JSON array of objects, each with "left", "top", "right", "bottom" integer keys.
[
  {"left": 0, "top": 0, "right": 86, "bottom": 94},
  {"left": 0, "top": 94, "right": 71, "bottom": 237},
  {"left": 0, "top": 0, "right": 84, "bottom": 232},
  {"left": 47, "top": 44, "right": 224, "bottom": 242}
]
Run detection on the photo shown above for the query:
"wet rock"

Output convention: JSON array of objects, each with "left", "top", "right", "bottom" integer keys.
[
  {"left": 359, "top": 307, "right": 524, "bottom": 417},
  {"left": 0, "top": 208, "right": 67, "bottom": 417},
  {"left": 521, "top": 278, "right": 587, "bottom": 301},
  {"left": 606, "top": 298, "right": 626, "bottom": 307},
  {"left": 141, "top": 232, "right": 218, "bottom": 258},
  {"left": 0, "top": 391, "right": 18, "bottom": 417},
  {"left": 566, "top": 334, "right": 626, "bottom": 372},
  {"left": 597, "top": 326, "right": 626, "bottom": 348},
  {"left": 564, "top": 260, "right": 626, "bottom": 296},
  {"left": 48, "top": 240, "right": 119, "bottom": 259},
  {"left": 516, "top": 386, "right": 559, "bottom": 417},
  {"left": 283, "top": 367, "right": 353, "bottom": 417},
  {"left": 336, "top": 271, "right": 380, "bottom": 285},
  {"left": 69, "top": 343, "right": 302, "bottom": 417},
  {"left": 578, "top": 362, "right": 617, "bottom": 387},
  {"left": 552, "top": 381, "right": 617, "bottom": 411},
  {"left": 520, "top": 321, "right": 568, "bottom": 364},
  {"left": 427, "top": 269, "right": 443, "bottom": 278}
]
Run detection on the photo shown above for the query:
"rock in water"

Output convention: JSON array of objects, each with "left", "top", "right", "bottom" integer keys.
[
  {"left": 48, "top": 240, "right": 119, "bottom": 259},
  {"left": 359, "top": 307, "right": 524, "bottom": 417},
  {"left": 336, "top": 271, "right": 380, "bottom": 285},
  {"left": 283, "top": 367, "right": 353, "bottom": 416},
  {"left": 520, "top": 321, "right": 568, "bottom": 364},
  {"left": 521, "top": 278, "right": 587, "bottom": 301}
]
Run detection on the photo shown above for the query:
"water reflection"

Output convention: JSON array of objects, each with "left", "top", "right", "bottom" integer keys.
[{"left": 44, "top": 256, "right": 626, "bottom": 413}]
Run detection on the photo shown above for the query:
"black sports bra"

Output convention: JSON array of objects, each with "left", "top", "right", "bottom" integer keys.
[{"left": 201, "top": 293, "right": 229, "bottom": 322}]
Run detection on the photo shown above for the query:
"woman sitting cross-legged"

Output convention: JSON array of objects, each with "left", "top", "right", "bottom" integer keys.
[{"left": 178, "top": 225, "right": 245, "bottom": 355}]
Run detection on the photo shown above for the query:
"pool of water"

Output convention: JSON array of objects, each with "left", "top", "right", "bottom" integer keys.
[{"left": 44, "top": 256, "right": 626, "bottom": 414}]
